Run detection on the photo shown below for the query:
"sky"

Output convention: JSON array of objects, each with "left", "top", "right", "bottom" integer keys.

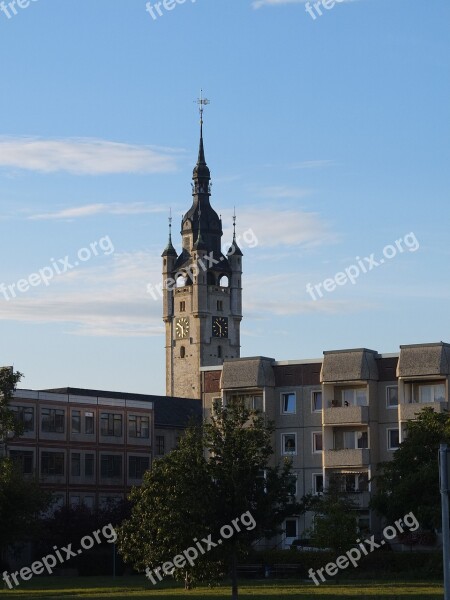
[{"left": 0, "top": 0, "right": 449, "bottom": 395}]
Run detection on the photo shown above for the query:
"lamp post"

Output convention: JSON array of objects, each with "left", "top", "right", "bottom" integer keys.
[{"left": 439, "top": 444, "right": 450, "bottom": 600}]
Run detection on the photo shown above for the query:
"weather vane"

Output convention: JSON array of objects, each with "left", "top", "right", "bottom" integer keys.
[{"left": 196, "top": 89, "right": 210, "bottom": 124}]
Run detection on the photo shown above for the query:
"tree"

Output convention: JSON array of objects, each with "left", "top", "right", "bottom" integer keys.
[
  {"left": 0, "top": 368, "right": 50, "bottom": 563},
  {"left": 118, "top": 402, "right": 300, "bottom": 599},
  {"left": 0, "top": 459, "right": 50, "bottom": 559},
  {"left": 370, "top": 407, "right": 450, "bottom": 530},
  {"left": 303, "top": 482, "right": 359, "bottom": 553},
  {"left": 204, "top": 399, "right": 299, "bottom": 599},
  {"left": 0, "top": 367, "right": 24, "bottom": 450},
  {"left": 118, "top": 425, "right": 221, "bottom": 589}
]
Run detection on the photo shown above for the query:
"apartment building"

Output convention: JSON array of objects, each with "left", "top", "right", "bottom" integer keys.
[
  {"left": 201, "top": 342, "right": 450, "bottom": 547},
  {"left": 8, "top": 387, "right": 201, "bottom": 511}
]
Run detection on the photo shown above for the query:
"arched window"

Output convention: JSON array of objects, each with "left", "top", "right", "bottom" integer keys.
[
  {"left": 207, "top": 272, "right": 216, "bottom": 285},
  {"left": 219, "top": 275, "right": 229, "bottom": 287},
  {"left": 180, "top": 346, "right": 186, "bottom": 359}
]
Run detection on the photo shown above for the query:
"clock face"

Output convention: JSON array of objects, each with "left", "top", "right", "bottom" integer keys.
[
  {"left": 175, "top": 317, "right": 190, "bottom": 339},
  {"left": 212, "top": 316, "right": 228, "bottom": 338}
]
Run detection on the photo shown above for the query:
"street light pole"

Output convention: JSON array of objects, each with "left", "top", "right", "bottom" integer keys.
[{"left": 439, "top": 444, "right": 450, "bottom": 600}]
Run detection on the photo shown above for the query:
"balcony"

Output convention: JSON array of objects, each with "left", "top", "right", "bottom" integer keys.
[
  {"left": 347, "top": 491, "right": 371, "bottom": 509},
  {"left": 324, "top": 448, "right": 370, "bottom": 468},
  {"left": 399, "top": 401, "right": 448, "bottom": 422},
  {"left": 323, "top": 405, "right": 369, "bottom": 426}
]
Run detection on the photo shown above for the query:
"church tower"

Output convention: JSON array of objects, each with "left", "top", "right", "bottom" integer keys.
[{"left": 162, "top": 99, "right": 242, "bottom": 399}]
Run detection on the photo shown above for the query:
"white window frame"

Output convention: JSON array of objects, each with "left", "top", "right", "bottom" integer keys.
[
  {"left": 312, "top": 431, "right": 323, "bottom": 453},
  {"left": 281, "top": 432, "right": 297, "bottom": 456},
  {"left": 386, "top": 386, "right": 399, "bottom": 408},
  {"left": 387, "top": 428, "right": 400, "bottom": 451},
  {"left": 281, "top": 392, "right": 296, "bottom": 415},
  {"left": 311, "top": 390, "right": 323, "bottom": 413},
  {"left": 312, "top": 472, "right": 324, "bottom": 495}
]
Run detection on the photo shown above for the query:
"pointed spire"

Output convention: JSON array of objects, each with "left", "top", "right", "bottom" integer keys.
[
  {"left": 193, "top": 203, "right": 207, "bottom": 251},
  {"left": 228, "top": 207, "right": 243, "bottom": 257},
  {"left": 193, "top": 90, "right": 210, "bottom": 182},
  {"left": 162, "top": 209, "right": 177, "bottom": 257}
]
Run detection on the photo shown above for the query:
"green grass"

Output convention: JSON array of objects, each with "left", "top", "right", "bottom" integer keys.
[{"left": 0, "top": 577, "right": 444, "bottom": 599}]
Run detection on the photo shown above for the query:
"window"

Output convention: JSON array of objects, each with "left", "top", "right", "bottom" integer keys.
[
  {"left": 71, "top": 453, "right": 81, "bottom": 477},
  {"left": 388, "top": 428, "right": 400, "bottom": 450},
  {"left": 85, "top": 412, "right": 94, "bottom": 435},
  {"left": 284, "top": 519, "right": 297, "bottom": 539},
  {"left": 41, "top": 408, "right": 65, "bottom": 433},
  {"left": 180, "top": 301, "right": 186, "bottom": 312},
  {"left": 41, "top": 452, "right": 64, "bottom": 476},
  {"left": 101, "top": 455, "right": 122, "bottom": 478},
  {"left": 287, "top": 473, "right": 297, "bottom": 496},
  {"left": 335, "top": 430, "right": 368, "bottom": 450},
  {"left": 217, "top": 300, "right": 223, "bottom": 311},
  {"left": 331, "top": 472, "right": 369, "bottom": 493},
  {"left": 282, "top": 433, "right": 297, "bottom": 455},
  {"left": 129, "top": 456, "right": 150, "bottom": 479},
  {"left": 71, "top": 410, "right": 81, "bottom": 433},
  {"left": 312, "top": 473, "right": 324, "bottom": 495},
  {"left": 419, "top": 383, "right": 446, "bottom": 404},
  {"left": 10, "top": 450, "right": 33, "bottom": 475},
  {"left": 180, "top": 346, "right": 186, "bottom": 359},
  {"left": 70, "top": 496, "right": 80, "bottom": 508},
  {"left": 128, "top": 415, "right": 150, "bottom": 439},
  {"left": 229, "top": 394, "right": 263, "bottom": 412},
  {"left": 341, "top": 388, "right": 368, "bottom": 407},
  {"left": 386, "top": 386, "right": 398, "bottom": 408},
  {"left": 312, "top": 432, "right": 323, "bottom": 453},
  {"left": 312, "top": 391, "right": 322, "bottom": 412},
  {"left": 83, "top": 496, "right": 94, "bottom": 511},
  {"left": 85, "top": 453, "right": 94, "bottom": 477},
  {"left": 281, "top": 393, "right": 296, "bottom": 415},
  {"left": 357, "top": 431, "right": 369, "bottom": 449},
  {"left": 101, "top": 413, "right": 122, "bottom": 437},
  {"left": 11, "top": 406, "right": 34, "bottom": 432},
  {"left": 156, "top": 436, "right": 165, "bottom": 455},
  {"left": 217, "top": 346, "right": 222, "bottom": 359}
]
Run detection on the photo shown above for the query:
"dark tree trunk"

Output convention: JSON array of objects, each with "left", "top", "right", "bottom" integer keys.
[{"left": 231, "top": 549, "right": 238, "bottom": 599}]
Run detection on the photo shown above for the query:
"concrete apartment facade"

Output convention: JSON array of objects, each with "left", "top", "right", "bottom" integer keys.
[{"left": 201, "top": 343, "right": 450, "bottom": 547}]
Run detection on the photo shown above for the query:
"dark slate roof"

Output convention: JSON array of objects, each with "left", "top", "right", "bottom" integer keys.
[{"left": 42, "top": 387, "right": 202, "bottom": 429}]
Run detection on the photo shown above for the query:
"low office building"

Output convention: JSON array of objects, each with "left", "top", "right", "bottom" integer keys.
[{"left": 8, "top": 387, "right": 201, "bottom": 510}]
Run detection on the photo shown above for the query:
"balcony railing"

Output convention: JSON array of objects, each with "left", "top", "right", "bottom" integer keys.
[
  {"left": 324, "top": 448, "right": 370, "bottom": 468},
  {"left": 323, "top": 405, "right": 369, "bottom": 426},
  {"left": 399, "top": 401, "right": 447, "bottom": 422}
]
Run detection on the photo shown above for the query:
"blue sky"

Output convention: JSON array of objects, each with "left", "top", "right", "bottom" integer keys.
[{"left": 0, "top": 0, "right": 449, "bottom": 395}]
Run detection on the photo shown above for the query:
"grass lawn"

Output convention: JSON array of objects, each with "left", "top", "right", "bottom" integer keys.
[{"left": 0, "top": 577, "right": 444, "bottom": 599}]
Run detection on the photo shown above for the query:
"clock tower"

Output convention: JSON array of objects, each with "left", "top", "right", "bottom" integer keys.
[{"left": 162, "top": 102, "right": 242, "bottom": 399}]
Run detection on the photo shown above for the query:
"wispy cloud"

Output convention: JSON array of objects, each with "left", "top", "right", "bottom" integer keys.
[
  {"left": 221, "top": 206, "right": 338, "bottom": 249},
  {"left": 29, "top": 202, "right": 168, "bottom": 221},
  {"left": 0, "top": 137, "right": 181, "bottom": 175}
]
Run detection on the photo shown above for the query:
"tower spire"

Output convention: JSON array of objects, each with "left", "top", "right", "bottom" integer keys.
[
  {"left": 193, "top": 90, "right": 211, "bottom": 181},
  {"left": 161, "top": 208, "right": 177, "bottom": 257}
]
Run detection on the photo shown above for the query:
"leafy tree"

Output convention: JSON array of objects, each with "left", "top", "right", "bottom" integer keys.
[
  {"left": 0, "top": 367, "right": 24, "bottom": 448},
  {"left": 0, "top": 459, "right": 50, "bottom": 558},
  {"left": 303, "top": 482, "right": 359, "bottom": 553},
  {"left": 0, "top": 368, "right": 50, "bottom": 563},
  {"left": 118, "top": 402, "right": 300, "bottom": 599},
  {"left": 204, "top": 399, "right": 299, "bottom": 599},
  {"left": 370, "top": 407, "right": 450, "bottom": 530},
  {"left": 118, "top": 425, "right": 221, "bottom": 589}
]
